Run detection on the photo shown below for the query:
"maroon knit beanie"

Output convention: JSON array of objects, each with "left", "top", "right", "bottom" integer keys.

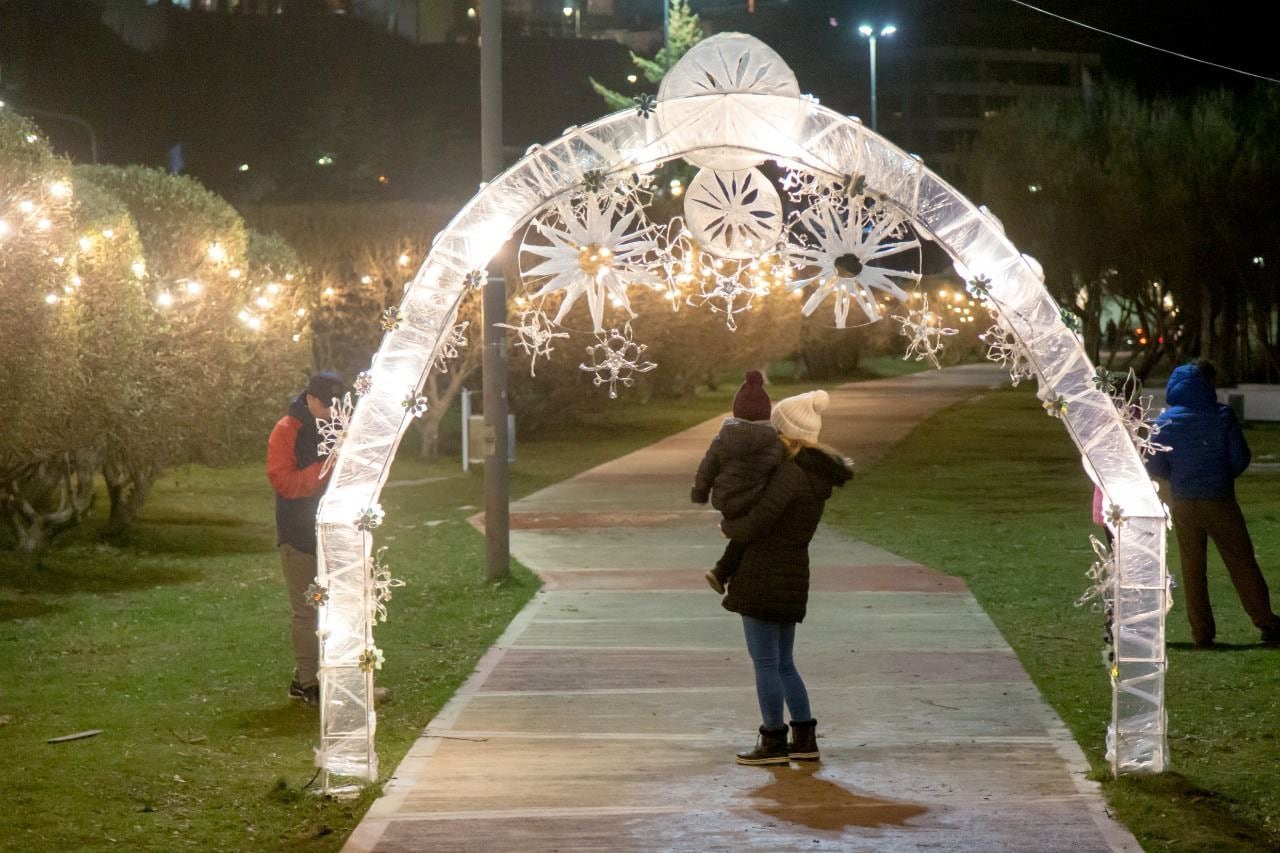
[{"left": 732, "top": 371, "right": 771, "bottom": 421}]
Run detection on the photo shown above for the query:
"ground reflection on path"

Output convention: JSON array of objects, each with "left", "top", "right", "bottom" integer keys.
[{"left": 747, "top": 764, "right": 929, "bottom": 832}]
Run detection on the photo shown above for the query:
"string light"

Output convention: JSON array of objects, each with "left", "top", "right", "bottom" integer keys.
[{"left": 207, "top": 242, "right": 227, "bottom": 263}]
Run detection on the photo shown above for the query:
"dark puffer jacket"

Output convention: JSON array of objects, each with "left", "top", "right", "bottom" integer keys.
[
  {"left": 267, "top": 392, "right": 329, "bottom": 554},
  {"left": 720, "top": 446, "right": 853, "bottom": 623},
  {"left": 1146, "top": 364, "right": 1250, "bottom": 500},
  {"left": 691, "top": 419, "right": 784, "bottom": 518}
]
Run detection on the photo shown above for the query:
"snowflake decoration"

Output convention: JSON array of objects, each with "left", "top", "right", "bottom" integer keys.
[
  {"left": 380, "top": 306, "right": 405, "bottom": 332},
  {"left": 358, "top": 646, "right": 385, "bottom": 673},
  {"left": 464, "top": 268, "right": 487, "bottom": 290},
  {"left": 1043, "top": 394, "right": 1069, "bottom": 418},
  {"left": 788, "top": 194, "right": 920, "bottom": 327},
  {"left": 1060, "top": 306, "right": 1084, "bottom": 336},
  {"left": 304, "top": 582, "right": 329, "bottom": 608},
  {"left": 894, "top": 296, "right": 958, "bottom": 369},
  {"left": 683, "top": 167, "right": 783, "bottom": 260},
  {"left": 354, "top": 504, "right": 384, "bottom": 532},
  {"left": 402, "top": 390, "right": 429, "bottom": 418},
  {"left": 520, "top": 194, "right": 660, "bottom": 332},
  {"left": 496, "top": 308, "right": 571, "bottom": 376},
  {"left": 965, "top": 274, "right": 992, "bottom": 300},
  {"left": 354, "top": 370, "right": 374, "bottom": 397},
  {"left": 433, "top": 321, "right": 469, "bottom": 373},
  {"left": 579, "top": 169, "right": 606, "bottom": 195},
  {"left": 579, "top": 324, "right": 657, "bottom": 399},
  {"left": 1091, "top": 366, "right": 1117, "bottom": 394},
  {"left": 780, "top": 168, "right": 868, "bottom": 210},
  {"left": 634, "top": 92, "right": 658, "bottom": 118},
  {"left": 660, "top": 223, "right": 788, "bottom": 329},
  {"left": 1105, "top": 503, "right": 1127, "bottom": 528},
  {"left": 979, "top": 323, "right": 1037, "bottom": 386},
  {"left": 317, "top": 392, "right": 354, "bottom": 477},
  {"left": 369, "top": 547, "right": 406, "bottom": 624},
  {"left": 1075, "top": 535, "right": 1116, "bottom": 612},
  {"left": 1110, "top": 368, "right": 1170, "bottom": 458}
]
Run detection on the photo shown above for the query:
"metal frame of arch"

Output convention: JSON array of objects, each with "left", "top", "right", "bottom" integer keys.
[{"left": 311, "top": 46, "right": 1169, "bottom": 789}]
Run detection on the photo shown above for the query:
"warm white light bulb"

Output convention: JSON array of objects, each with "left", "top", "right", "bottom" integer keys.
[
  {"left": 156, "top": 291, "right": 174, "bottom": 308},
  {"left": 208, "top": 242, "right": 227, "bottom": 263},
  {"left": 48, "top": 181, "right": 70, "bottom": 199}
]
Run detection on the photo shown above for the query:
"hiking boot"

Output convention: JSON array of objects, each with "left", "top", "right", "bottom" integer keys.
[
  {"left": 735, "top": 725, "right": 790, "bottom": 766},
  {"left": 1261, "top": 626, "right": 1280, "bottom": 645},
  {"left": 705, "top": 570, "right": 725, "bottom": 594},
  {"left": 788, "top": 719, "right": 820, "bottom": 762},
  {"left": 289, "top": 680, "right": 320, "bottom": 706}
]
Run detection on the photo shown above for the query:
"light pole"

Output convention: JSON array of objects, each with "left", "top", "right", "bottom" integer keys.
[
  {"left": 857, "top": 23, "right": 896, "bottom": 133},
  {"left": 563, "top": 2, "right": 580, "bottom": 37}
]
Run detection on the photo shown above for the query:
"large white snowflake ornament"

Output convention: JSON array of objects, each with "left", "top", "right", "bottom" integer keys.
[
  {"left": 496, "top": 308, "right": 571, "bottom": 376},
  {"left": 894, "top": 296, "right": 958, "bottom": 369},
  {"left": 780, "top": 169, "right": 868, "bottom": 210},
  {"left": 316, "top": 392, "right": 354, "bottom": 477},
  {"left": 579, "top": 324, "right": 657, "bottom": 399},
  {"left": 979, "top": 322, "right": 1037, "bottom": 386},
  {"left": 520, "top": 194, "right": 661, "bottom": 332},
  {"left": 683, "top": 168, "right": 783, "bottom": 260},
  {"left": 788, "top": 195, "right": 920, "bottom": 328}
]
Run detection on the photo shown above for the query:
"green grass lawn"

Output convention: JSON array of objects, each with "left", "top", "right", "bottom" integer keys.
[
  {"left": 0, "top": 370, "right": 857, "bottom": 851},
  {"left": 825, "top": 386, "right": 1280, "bottom": 852}
]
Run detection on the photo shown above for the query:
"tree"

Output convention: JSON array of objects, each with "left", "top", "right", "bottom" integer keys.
[
  {"left": 589, "top": 0, "right": 704, "bottom": 111},
  {"left": 0, "top": 110, "right": 85, "bottom": 550}
]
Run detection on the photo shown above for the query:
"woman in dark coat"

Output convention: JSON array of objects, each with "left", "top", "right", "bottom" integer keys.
[{"left": 720, "top": 390, "right": 852, "bottom": 765}]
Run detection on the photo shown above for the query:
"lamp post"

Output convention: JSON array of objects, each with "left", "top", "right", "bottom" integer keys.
[
  {"left": 857, "top": 23, "right": 896, "bottom": 132},
  {"left": 563, "top": 2, "right": 580, "bottom": 37}
]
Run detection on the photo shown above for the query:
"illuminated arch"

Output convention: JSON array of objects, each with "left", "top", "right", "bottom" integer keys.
[{"left": 313, "top": 34, "right": 1168, "bottom": 786}]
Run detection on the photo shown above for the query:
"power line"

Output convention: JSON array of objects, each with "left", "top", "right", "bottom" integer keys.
[{"left": 1005, "top": 0, "right": 1280, "bottom": 85}]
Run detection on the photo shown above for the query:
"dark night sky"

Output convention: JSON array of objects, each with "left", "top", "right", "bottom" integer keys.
[{"left": 714, "top": 0, "right": 1280, "bottom": 94}]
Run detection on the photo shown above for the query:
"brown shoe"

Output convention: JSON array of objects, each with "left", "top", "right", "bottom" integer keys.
[{"left": 735, "top": 726, "right": 790, "bottom": 766}]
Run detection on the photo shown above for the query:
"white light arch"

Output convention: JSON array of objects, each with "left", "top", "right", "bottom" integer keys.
[{"left": 313, "top": 34, "right": 1169, "bottom": 787}]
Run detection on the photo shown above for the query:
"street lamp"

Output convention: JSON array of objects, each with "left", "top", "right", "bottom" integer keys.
[
  {"left": 857, "top": 23, "right": 896, "bottom": 132},
  {"left": 563, "top": 2, "right": 580, "bottom": 37}
]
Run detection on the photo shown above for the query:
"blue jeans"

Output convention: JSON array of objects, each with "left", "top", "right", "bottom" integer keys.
[{"left": 741, "top": 614, "right": 811, "bottom": 729}]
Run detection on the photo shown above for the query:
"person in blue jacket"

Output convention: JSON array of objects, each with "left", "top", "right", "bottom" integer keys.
[{"left": 1146, "top": 361, "right": 1280, "bottom": 648}]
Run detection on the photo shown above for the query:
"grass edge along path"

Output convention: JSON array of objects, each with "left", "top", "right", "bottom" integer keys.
[
  {"left": 824, "top": 385, "right": 1280, "bottom": 853},
  {"left": 0, "top": 369, "right": 863, "bottom": 852}
]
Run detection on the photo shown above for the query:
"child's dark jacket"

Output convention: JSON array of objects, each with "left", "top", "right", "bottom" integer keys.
[{"left": 691, "top": 419, "right": 783, "bottom": 518}]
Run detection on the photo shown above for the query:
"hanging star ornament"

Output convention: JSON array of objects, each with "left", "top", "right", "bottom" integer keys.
[
  {"left": 520, "top": 195, "right": 660, "bottom": 332},
  {"left": 633, "top": 92, "right": 658, "bottom": 118},
  {"left": 304, "top": 582, "right": 329, "bottom": 608},
  {"left": 894, "top": 295, "right": 958, "bottom": 369},
  {"left": 579, "top": 323, "right": 657, "bottom": 399},
  {"left": 496, "top": 308, "right": 571, "bottom": 376},
  {"left": 788, "top": 193, "right": 920, "bottom": 327}
]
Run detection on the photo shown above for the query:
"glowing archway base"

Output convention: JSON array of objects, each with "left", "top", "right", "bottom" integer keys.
[{"left": 314, "top": 34, "right": 1168, "bottom": 785}]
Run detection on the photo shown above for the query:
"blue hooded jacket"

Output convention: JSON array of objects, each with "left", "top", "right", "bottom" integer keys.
[{"left": 1145, "top": 364, "right": 1250, "bottom": 500}]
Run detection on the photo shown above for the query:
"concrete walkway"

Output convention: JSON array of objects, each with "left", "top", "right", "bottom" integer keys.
[{"left": 346, "top": 365, "right": 1139, "bottom": 852}]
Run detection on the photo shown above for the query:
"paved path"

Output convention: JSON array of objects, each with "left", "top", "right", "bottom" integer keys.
[{"left": 346, "top": 365, "right": 1139, "bottom": 852}]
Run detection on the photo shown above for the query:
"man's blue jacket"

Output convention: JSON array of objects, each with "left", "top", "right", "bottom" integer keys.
[{"left": 1145, "top": 364, "right": 1250, "bottom": 500}]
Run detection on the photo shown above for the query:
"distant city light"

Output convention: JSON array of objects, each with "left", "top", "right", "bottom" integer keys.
[
  {"left": 858, "top": 24, "right": 873, "bottom": 36},
  {"left": 466, "top": 6, "right": 476, "bottom": 17},
  {"left": 317, "top": 155, "right": 334, "bottom": 166},
  {"left": 626, "top": 74, "right": 637, "bottom": 83},
  {"left": 829, "top": 17, "right": 838, "bottom": 27},
  {"left": 239, "top": 163, "right": 250, "bottom": 172},
  {"left": 563, "top": 5, "right": 573, "bottom": 16},
  {"left": 1028, "top": 184, "right": 1042, "bottom": 193}
]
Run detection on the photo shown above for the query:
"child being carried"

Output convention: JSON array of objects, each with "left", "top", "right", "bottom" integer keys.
[{"left": 691, "top": 370, "right": 783, "bottom": 594}]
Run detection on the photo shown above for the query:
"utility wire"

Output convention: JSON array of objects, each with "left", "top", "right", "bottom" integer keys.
[{"left": 1005, "top": 0, "right": 1280, "bottom": 85}]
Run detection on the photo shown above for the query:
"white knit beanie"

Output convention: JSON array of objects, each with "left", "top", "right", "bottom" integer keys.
[{"left": 771, "top": 390, "right": 829, "bottom": 443}]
